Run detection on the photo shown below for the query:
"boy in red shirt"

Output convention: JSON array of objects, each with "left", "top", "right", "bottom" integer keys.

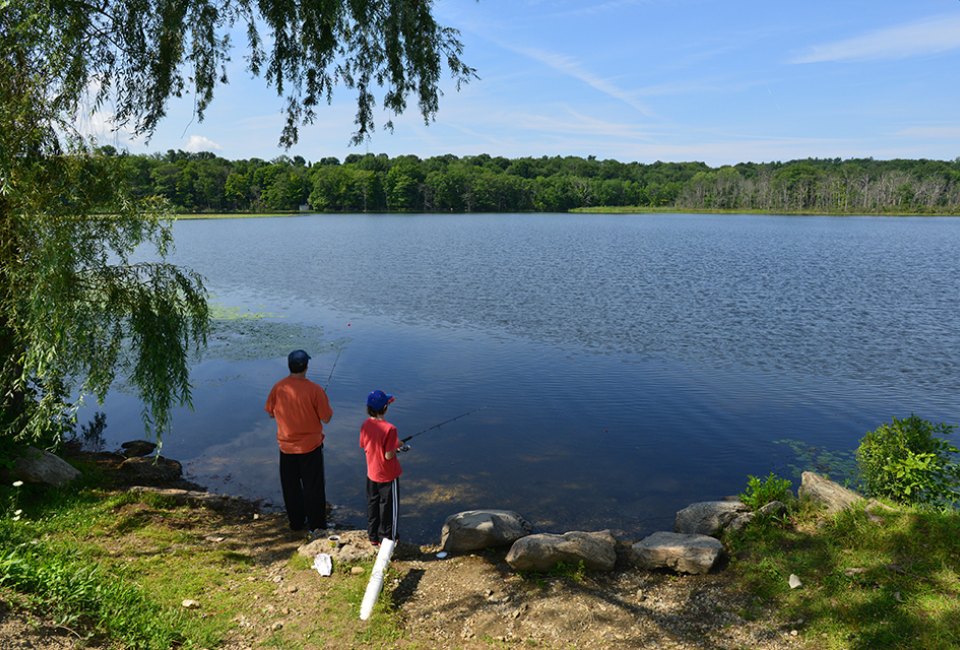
[
  {"left": 265, "top": 349, "right": 333, "bottom": 535},
  {"left": 359, "top": 390, "right": 405, "bottom": 545}
]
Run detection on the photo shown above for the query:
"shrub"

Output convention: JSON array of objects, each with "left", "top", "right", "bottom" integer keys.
[
  {"left": 739, "top": 472, "right": 793, "bottom": 511},
  {"left": 856, "top": 415, "right": 960, "bottom": 506}
]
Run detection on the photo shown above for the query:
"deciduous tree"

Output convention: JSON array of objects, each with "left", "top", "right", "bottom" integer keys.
[{"left": 0, "top": 0, "right": 473, "bottom": 444}]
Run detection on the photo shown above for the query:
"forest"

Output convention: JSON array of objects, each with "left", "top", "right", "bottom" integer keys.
[{"left": 100, "top": 147, "right": 960, "bottom": 215}]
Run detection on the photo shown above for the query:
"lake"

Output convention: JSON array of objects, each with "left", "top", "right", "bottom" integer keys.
[{"left": 82, "top": 212, "right": 960, "bottom": 542}]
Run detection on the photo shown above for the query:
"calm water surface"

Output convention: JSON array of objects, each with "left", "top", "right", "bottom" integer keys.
[{"left": 86, "top": 213, "right": 960, "bottom": 542}]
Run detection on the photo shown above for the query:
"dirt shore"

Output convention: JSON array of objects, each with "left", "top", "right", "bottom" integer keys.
[{"left": 1, "top": 451, "right": 802, "bottom": 649}]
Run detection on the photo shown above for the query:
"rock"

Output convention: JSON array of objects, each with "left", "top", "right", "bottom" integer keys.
[
  {"left": 674, "top": 501, "right": 750, "bottom": 535},
  {"left": 10, "top": 446, "right": 81, "bottom": 487},
  {"left": 758, "top": 500, "right": 788, "bottom": 518},
  {"left": 181, "top": 599, "right": 200, "bottom": 609},
  {"left": 505, "top": 530, "right": 617, "bottom": 572},
  {"left": 298, "top": 529, "right": 382, "bottom": 564},
  {"left": 726, "top": 512, "right": 755, "bottom": 532},
  {"left": 440, "top": 509, "right": 533, "bottom": 553},
  {"left": 128, "top": 486, "right": 254, "bottom": 514},
  {"left": 631, "top": 531, "right": 725, "bottom": 575},
  {"left": 788, "top": 574, "right": 802, "bottom": 589},
  {"left": 799, "top": 472, "right": 863, "bottom": 515},
  {"left": 118, "top": 456, "right": 183, "bottom": 485},
  {"left": 120, "top": 440, "right": 157, "bottom": 457}
]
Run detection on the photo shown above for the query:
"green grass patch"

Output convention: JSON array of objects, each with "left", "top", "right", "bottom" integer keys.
[
  {"left": 1, "top": 476, "right": 408, "bottom": 649},
  {"left": 727, "top": 501, "right": 960, "bottom": 649}
]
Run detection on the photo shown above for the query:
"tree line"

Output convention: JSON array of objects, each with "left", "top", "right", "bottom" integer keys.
[{"left": 102, "top": 147, "right": 960, "bottom": 214}]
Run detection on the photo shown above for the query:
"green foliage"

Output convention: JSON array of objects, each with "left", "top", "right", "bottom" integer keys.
[
  {"left": 2, "top": 0, "right": 472, "bottom": 446},
  {"left": 0, "top": 148, "right": 210, "bottom": 443},
  {"left": 46, "top": 150, "right": 960, "bottom": 215},
  {"left": 728, "top": 503, "right": 960, "bottom": 648},
  {"left": 0, "top": 542, "right": 189, "bottom": 648},
  {"left": 739, "top": 472, "right": 794, "bottom": 511},
  {"left": 856, "top": 415, "right": 960, "bottom": 506}
]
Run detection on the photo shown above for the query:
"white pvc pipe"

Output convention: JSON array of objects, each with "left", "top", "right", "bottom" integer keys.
[{"left": 359, "top": 538, "right": 396, "bottom": 620}]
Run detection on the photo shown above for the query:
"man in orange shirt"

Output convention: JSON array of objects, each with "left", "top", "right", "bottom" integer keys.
[{"left": 265, "top": 349, "right": 333, "bottom": 535}]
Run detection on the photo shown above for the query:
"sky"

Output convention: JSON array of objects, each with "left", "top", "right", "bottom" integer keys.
[{"left": 81, "top": 0, "right": 960, "bottom": 167}]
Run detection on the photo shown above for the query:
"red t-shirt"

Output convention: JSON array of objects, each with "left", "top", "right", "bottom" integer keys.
[
  {"left": 265, "top": 376, "right": 333, "bottom": 454},
  {"left": 359, "top": 417, "right": 402, "bottom": 483}
]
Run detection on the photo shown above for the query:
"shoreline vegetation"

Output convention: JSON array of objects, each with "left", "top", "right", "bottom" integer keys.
[
  {"left": 94, "top": 147, "right": 960, "bottom": 217},
  {"left": 2, "top": 446, "right": 958, "bottom": 649},
  {"left": 173, "top": 206, "right": 960, "bottom": 220}
]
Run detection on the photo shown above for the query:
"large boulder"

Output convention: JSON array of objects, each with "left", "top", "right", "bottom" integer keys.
[
  {"left": 10, "top": 446, "right": 81, "bottom": 487},
  {"left": 121, "top": 440, "right": 158, "bottom": 457},
  {"left": 118, "top": 456, "right": 183, "bottom": 485},
  {"left": 631, "top": 531, "right": 725, "bottom": 575},
  {"left": 440, "top": 509, "right": 532, "bottom": 553},
  {"left": 674, "top": 501, "right": 750, "bottom": 535},
  {"left": 505, "top": 530, "right": 617, "bottom": 572},
  {"left": 799, "top": 472, "right": 863, "bottom": 515}
]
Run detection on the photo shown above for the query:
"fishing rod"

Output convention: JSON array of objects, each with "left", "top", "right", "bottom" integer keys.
[
  {"left": 323, "top": 347, "right": 343, "bottom": 391},
  {"left": 401, "top": 407, "right": 486, "bottom": 443}
]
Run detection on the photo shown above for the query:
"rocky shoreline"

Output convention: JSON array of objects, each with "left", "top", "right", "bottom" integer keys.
[
  {"left": 7, "top": 440, "right": 869, "bottom": 648},
  {"left": 11, "top": 440, "right": 871, "bottom": 578}
]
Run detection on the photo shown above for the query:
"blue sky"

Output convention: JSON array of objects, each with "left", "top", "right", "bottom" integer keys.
[{"left": 84, "top": 0, "right": 960, "bottom": 166}]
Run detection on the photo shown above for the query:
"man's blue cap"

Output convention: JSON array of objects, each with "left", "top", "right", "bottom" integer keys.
[
  {"left": 288, "top": 349, "right": 311, "bottom": 371},
  {"left": 367, "top": 390, "right": 395, "bottom": 411}
]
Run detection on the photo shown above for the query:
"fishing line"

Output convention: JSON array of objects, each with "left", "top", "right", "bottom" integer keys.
[
  {"left": 401, "top": 406, "right": 486, "bottom": 443},
  {"left": 323, "top": 347, "right": 343, "bottom": 391}
]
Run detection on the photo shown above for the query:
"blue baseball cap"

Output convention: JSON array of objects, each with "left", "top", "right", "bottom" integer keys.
[
  {"left": 288, "top": 349, "right": 311, "bottom": 371},
  {"left": 367, "top": 390, "right": 395, "bottom": 411}
]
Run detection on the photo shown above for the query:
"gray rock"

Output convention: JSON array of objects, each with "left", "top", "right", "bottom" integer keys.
[
  {"left": 505, "top": 530, "right": 617, "bottom": 572},
  {"left": 726, "top": 512, "right": 755, "bottom": 532},
  {"left": 674, "top": 501, "right": 750, "bottom": 535},
  {"left": 120, "top": 440, "right": 157, "bottom": 457},
  {"left": 799, "top": 472, "right": 863, "bottom": 515},
  {"left": 440, "top": 509, "right": 532, "bottom": 553},
  {"left": 128, "top": 486, "right": 254, "bottom": 513},
  {"left": 298, "top": 529, "right": 382, "bottom": 564},
  {"left": 118, "top": 456, "right": 182, "bottom": 485},
  {"left": 631, "top": 531, "right": 725, "bottom": 575},
  {"left": 11, "top": 446, "right": 81, "bottom": 487},
  {"left": 758, "top": 500, "right": 788, "bottom": 518}
]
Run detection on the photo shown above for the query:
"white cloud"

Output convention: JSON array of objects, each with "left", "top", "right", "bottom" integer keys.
[
  {"left": 183, "top": 135, "right": 222, "bottom": 152},
  {"left": 791, "top": 14, "right": 960, "bottom": 63},
  {"left": 507, "top": 45, "right": 655, "bottom": 116}
]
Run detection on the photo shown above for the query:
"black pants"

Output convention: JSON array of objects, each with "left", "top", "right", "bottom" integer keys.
[
  {"left": 279, "top": 445, "right": 326, "bottom": 531},
  {"left": 366, "top": 477, "right": 399, "bottom": 543}
]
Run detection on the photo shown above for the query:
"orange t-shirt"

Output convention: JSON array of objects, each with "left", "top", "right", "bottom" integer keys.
[{"left": 265, "top": 376, "right": 333, "bottom": 454}]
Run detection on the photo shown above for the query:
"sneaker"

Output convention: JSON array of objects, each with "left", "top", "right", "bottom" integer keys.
[{"left": 370, "top": 540, "right": 380, "bottom": 547}]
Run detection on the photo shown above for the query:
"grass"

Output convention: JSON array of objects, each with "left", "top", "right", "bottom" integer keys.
[
  {"left": 726, "top": 500, "right": 960, "bottom": 649},
  {"left": 0, "top": 474, "right": 405, "bottom": 649}
]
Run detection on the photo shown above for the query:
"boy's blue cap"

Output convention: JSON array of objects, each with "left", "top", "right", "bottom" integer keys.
[
  {"left": 288, "top": 349, "right": 311, "bottom": 370},
  {"left": 367, "top": 390, "right": 395, "bottom": 411}
]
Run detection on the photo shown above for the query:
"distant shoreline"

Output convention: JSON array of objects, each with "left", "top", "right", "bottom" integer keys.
[{"left": 173, "top": 208, "right": 960, "bottom": 219}]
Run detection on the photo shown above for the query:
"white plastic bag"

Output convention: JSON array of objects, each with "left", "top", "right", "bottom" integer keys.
[{"left": 313, "top": 553, "right": 333, "bottom": 577}]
